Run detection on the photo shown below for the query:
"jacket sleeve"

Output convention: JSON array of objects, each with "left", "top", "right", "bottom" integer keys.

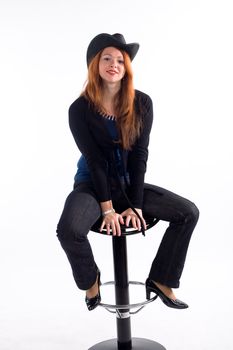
[
  {"left": 127, "top": 93, "right": 153, "bottom": 208},
  {"left": 68, "top": 97, "right": 111, "bottom": 202}
]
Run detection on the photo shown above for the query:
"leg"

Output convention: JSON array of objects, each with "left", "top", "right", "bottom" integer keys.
[
  {"left": 56, "top": 182, "right": 101, "bottom": 291},
  {"left": 143, "top": 183, "right": 199, "bottom": 289}
]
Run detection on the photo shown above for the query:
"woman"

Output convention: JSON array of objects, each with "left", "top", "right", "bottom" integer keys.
[{"left": 57, "top": 33, "right": 199, "bottom": 311}]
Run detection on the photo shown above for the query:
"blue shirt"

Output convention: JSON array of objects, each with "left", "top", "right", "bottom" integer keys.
[{"left": 74, "top": 114, "right": 126, "bottom": 182}]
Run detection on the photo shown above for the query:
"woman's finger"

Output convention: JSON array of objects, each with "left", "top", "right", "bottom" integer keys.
[
  {"left": 100, "top": 221, "right": 106, "bottom": 232},
  {"left": 106, "top": 223, "right": 111, "bottom": 235},
  {"left": 115, "top": 220, "right": 122, "bottom": 236},
  {"left": 136, "top": 218, "right": 141, "bottom": 230},
  {"left": 119, "top": 215, "right": 124, "bottom": 226},
  {"left": 143, "top": 218, "right": 147, "bottom": 230},
  {"left": 125, "top": 215, "right": 131, "bottom": 227},
  {"left": 111, "top": 222, "right": 117, "bottom": 236},
  {"left": 131, "top": 216, "right": 138, "bottom": 229}
]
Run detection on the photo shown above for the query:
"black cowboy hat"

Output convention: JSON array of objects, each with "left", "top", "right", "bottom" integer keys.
[{"left": 86, "top": 33, "right": 139, "bottom": 66}]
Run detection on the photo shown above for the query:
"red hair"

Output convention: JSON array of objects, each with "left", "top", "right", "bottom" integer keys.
[{"left": 82, "top": 50, "right": 141, "bottom": 150}]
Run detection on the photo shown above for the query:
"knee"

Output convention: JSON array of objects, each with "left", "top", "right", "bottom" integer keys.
[
  {"left": 56, "top": 219, "right": 73, "bottom": 242},
  {"left": 185, "top": 202, "right": 200, "bottom": 225},
  {"left": 56, "top": 192, "right": 101, "bottom": 242},
  {"left": 56, "top": 212, "right": 100, "bottom": 243},
  {"left": 56, "top": 219, "right": 85, "bottom": 243}
]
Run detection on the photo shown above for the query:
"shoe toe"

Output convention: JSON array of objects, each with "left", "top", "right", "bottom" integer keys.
[{"left": 173, "top": 299, "right": 189, "bottom": 309}]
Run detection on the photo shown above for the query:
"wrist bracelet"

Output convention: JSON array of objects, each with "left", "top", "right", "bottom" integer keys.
[{"left": 102, "top": 208, "right": 115, "bottom": 216}]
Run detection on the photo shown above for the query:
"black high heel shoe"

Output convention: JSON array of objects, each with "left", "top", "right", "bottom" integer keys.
[
  {"left": 145, "top": 278, "right": 188, "bottom": 309},
  {"left": 85, "top": 270, "right": 101, "bottom": 311}
]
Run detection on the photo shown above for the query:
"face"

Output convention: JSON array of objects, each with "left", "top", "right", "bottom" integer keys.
[{"left": 99, "top": 47, "right": 126, "bottom": 85}]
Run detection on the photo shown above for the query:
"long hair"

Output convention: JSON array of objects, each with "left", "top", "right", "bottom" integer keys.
[{"left": 82, "top": 50, "right": 141, "bottom": 150}]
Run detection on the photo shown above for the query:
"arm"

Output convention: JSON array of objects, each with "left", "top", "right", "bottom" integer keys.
[
  {"left": 69, "top": 97, "right": 111, "bottom": 202},
  {"left": 127, "top": 93, "right": 154, "bottom": 208}
]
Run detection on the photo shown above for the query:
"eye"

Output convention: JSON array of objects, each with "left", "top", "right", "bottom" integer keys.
[{"left": 118, "top": 59, "right": 124, "bottom": 65}]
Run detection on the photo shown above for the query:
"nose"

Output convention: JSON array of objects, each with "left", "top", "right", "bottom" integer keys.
[{"left": 110, "top": 58, "right": 118, "bottom": 67}]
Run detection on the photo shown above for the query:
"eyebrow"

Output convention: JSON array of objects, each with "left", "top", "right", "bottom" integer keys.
[{"left": 102, "top": 53, "right": 124, "bottom": 59}]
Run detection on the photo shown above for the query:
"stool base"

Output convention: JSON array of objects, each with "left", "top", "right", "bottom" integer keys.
[{"left": 89, "top": 337, "right": 166, "bottom": 349}]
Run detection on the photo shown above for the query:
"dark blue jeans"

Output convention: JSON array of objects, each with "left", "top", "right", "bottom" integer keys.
[{"left": 56, "top": 181, "right": 199, "bottom": 290}]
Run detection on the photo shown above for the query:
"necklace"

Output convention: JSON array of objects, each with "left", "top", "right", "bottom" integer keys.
[{"left": 97, "top": 109, "right": 117, "bottom": 120}]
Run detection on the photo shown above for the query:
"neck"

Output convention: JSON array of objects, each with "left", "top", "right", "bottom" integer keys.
[
  {"left": 102, "top": 81, "right": 121, "bottom": 100},
  {"left": 101, "top": 82, "right": 121, "bottom": 116}
]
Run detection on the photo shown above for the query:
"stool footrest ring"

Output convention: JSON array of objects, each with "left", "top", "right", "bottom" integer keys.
[{"left": 99, "top": 281, "right": 158, "bottom": 316}]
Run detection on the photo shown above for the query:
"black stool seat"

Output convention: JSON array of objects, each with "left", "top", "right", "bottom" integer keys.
[
  {"left": 91, "top": 216, "right": 159, "bottom": 235},
  {"left": 89, "top": 216, "right": 166, "bottom": 350}
]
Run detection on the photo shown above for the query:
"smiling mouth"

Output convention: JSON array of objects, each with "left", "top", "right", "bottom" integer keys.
[{"left": 107, "top": 70, "right": 118, "bottom": 75}]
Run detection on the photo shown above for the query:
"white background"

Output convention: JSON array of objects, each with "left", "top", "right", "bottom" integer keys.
[{"left": 1, "top": 0, "right": 233, "bottom": 349}]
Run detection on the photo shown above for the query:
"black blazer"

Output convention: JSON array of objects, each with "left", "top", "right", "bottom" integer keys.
[{"left": 68, "top": 89, "right": 153, "bottom": 208}]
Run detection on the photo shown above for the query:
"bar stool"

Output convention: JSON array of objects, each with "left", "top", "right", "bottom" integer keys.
[{"left": 89, "top": 216, "right": 166, "bottom": 350}]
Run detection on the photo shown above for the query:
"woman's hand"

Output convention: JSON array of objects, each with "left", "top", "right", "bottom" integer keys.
[
  {"left": 120, "top": 208, "right": 147, "bottom": 231},
  {"left": 100, "top": 211, "right": 124, "bottom": 236}
]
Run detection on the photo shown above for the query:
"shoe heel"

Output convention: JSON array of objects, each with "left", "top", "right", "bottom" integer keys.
[{"left": 146, "top": 288, "right": 151, "bottom": 300}]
